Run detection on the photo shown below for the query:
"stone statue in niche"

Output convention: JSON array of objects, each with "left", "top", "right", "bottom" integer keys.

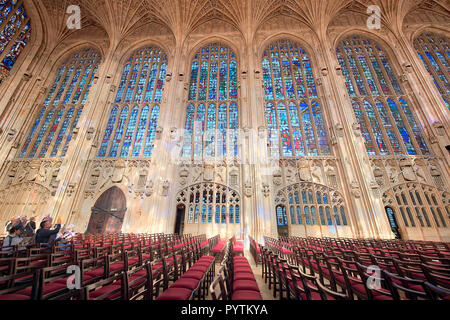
[
  {"left": 244, "top": 181, "right": 252, "bottom": 197},
  {"left": 298, "top": 159, "right": 311, "bottom": 182},
  {"left": 311, "top": 161, "right": 322, "bottom": 184},
  {"left": 399, "top": 158, "right": 416, "bottom": 182},
  {"left": 112, "top": 160, "right": 126, "bottom": 183}
]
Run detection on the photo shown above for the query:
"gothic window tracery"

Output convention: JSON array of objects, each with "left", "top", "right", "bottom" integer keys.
[
  {"left": 176, "top": 183, "right": 240, "bottom": 225},
  {"left": 0, "top": 0, "right": 31, "bottom": 85},
  {"left": 98, "top": 46, "right": 167, "bottom": 158},
  {"left": 384, "top": 183, "right": 449, "bottom": 230},
  {"left": 182, "top": 43, "right": 239, "bottom": 160},
  {"left": 262, "top": 39, "right": 330, "bottom": 158},
  {"left": 414, "top": 32, "right": 450, "bottom": 110},
  {"left": 19, "top": 48, "right": 101, "bottom": 158},
  {"left": 275, "top": 183, "right": 348, "bottom": 228},
  {"left": 336, "top": 35, "right": 429, "bottom": 156}
]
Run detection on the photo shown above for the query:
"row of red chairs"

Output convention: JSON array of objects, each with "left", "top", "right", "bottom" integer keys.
[
  {"left": 210, "top": 238, "right": 262, "bottom": 300},
  {"left": 260, "top": 236, "right": 450, "bottom": 300},
  {"left": 0, "top": 233, "right": 212, "bottom": 300}
]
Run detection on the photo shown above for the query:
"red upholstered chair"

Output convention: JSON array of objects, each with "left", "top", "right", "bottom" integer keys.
[
  {"left": 81, "top": 256, "right": 107, "bottom": 285},
  {"left": 81, "top": 272, "right": 126, "bottom": 300},
  {"left": 210, "top": 272, "right": 228, "bottom": 300},
  {"left": 125, "top": 263, "right": 155, "bottom": 300},
  {"left": 383, "top": 269, "right": 430, "bottom": 300},
  {"left": 316, "top": 278, "right": 351, "bottom": 300},
  {"left": 31, "top": 264, "right": 80, "bottom": 300},
  {"left": 0, "top": 271, "right": 39, "bottom": 300},
  {"left": 421, "top": 263, "right": 450, "bottom": 289},
  {"left": 423, "top": 281, "right": 450, "bottom": 300}
]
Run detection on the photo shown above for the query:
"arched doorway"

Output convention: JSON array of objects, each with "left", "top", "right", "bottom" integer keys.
[
  {"left": 276, "top": 205, "right": 289, "bottom": 237},
  {"left": 174, "top": 204, "right": 186, "bottom": 235},
  {"left": 86, "top": 186, "right": 127, "bottom": 235}
]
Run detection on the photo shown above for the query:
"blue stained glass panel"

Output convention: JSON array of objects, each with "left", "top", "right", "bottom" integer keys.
[
  {"left": 51, "top": 108, "right": 74, "bottom": 157},
  {"left": 20, "top": 107, "right": 46, "bottom": 157},
  {"left": 209, "top": 61, "right": 218, "bottom": 100},
  {"left": 364, "top": 100, "right": 388, "bottom": 154},
  {"left": 312, "top": 101, "right": 330, "bottom": 155},
  {"left": 278, "top": 103, "right": 292, "bottom": 156},
  {"left": 262, "top": 58, "right": 274, "bottom": 99},
  {"left": 120, "top": 106, "right": 139, "bottom": 157},
  {"left": 194, "top": 104, "right": 205, "bottom": 158},
  {"left": 387, "top": 99, "right": 416, "bottom": 155},
  {"left": 28, "top": 108, "right": 56, "bottom": 158},
  {"left": 154, "top": 62, "right": 167, "bottom": 102},
  {"left": 289, "top": 102, "right": 304, "bottom": 156},
  {"left": 39, "top": 107, "right": 65, "bottom": 158},
  {"left": 198, "top": 61, "right": 208, "bottom": 101},
  {"left": 188, "top": 61, "right": 199, "bottom": 100},
  {"left": 399, "top": 98, "right": 429, "bottom": 155},
  {"left": 109, "top": 106, "right": 129, "bottom": 157},
  {"left": 144, "top": 62, "right": 159, "bottom": 102},
  {"left": 143, "top": 106, "right": 160, "bottom": 157},
  {"left": 132, "top": 106, "right": 149, "bottom": 157},
  {"left": 182, "top": 104, "right": 195, "bottom": 157},
  {"left": 229, "top": 60, "right": 238, "bottom": 100},
  {"left": 61, "top": 108, "right": 82, "bottom": 157},
  {"left": 205, "top": 104, "right": 216, "bottom": 158},
  {"left": 98, "top": 106, "right": 118, "bottom": 157}
]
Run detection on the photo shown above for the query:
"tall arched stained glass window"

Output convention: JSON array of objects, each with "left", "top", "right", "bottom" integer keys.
[
  {"left": 0, "top": 0, "right": 31, "bottom": 85},
  {"left": 336, "top": 35, "right": 430, "bottom": 156},
  {"left": 97, "top": 45, "right": 167, "bottom": 158},
  {"left": 262, "top": 39, "right": 330, "bottom": 157},
  {"left": 19, "top": 48, "right": 101, "bottom": 158},
  {"left": 414, "top": 32, "right": 450, "bottom": 110},
  {"left": 182, "top": 43, "right": 239, "bottom": 159}
]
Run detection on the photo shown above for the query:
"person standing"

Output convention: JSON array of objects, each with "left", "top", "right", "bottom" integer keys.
[
  {"left": 35, "top": 217, "right": 62, "bottom": 247},
  {"left": 23, "top": 216, "right": 36, "bottom": 243}
]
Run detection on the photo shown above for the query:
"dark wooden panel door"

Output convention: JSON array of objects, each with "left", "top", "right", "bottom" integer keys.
[{"left": 86, "top": 186, "right": 127, "bottom": 235}]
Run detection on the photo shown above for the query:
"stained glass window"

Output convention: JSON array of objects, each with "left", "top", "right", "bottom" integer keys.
[
  {"left": 336, "top": 35, "right": 430, "bottom": 156},
  {"left": 19, "top": 48, "right": 101, "bottom": 158},
  {"left": 414, "top": 33, "right": 450, "bottom": 109},
  {"left": 98, "top": 46, "right": 167, "bottom": 158},
  {"left": 0, "top": 0, "right": 31, "bottom": 85},
  {"left": 183, "top": 43, "right": 239, "bottom": 159},
  {"left": 263, "top": 40, "right": 330, "bottom": 157}
]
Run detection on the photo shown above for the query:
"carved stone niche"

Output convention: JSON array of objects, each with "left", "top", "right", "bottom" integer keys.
[
  {"left": 262, "top": 183, "right": 270, "bottom": 197},
  {"left": 351, "top": 181, "right": 361, "bottom": 198},
  {"left": 428, "top": 161, "right": 444, "bottom": 190},
  {"left": 161, "top": 180, "right": 170, "bottom": 197},
  {"left": 325, "top": 160, "right": 338, "bottom": 189},
  {"left": 373, "top": 165, "right": 385, "bottom": 188},
  {"left": 7, "top": 128, "right": 16, "bottom": 142},
  {"left": 273, "top": 169, "right": 282, "bottom": 186},
  {"left": 86, "top": 127, "right": 95, "bottom": 141},
  {"left": 352, "top": 123, "right": 361, "bottom": 137},
  {"left": 311, "top": 160, "right": 323, "bottom": 184},
  {"left": 229, "top": 170, "right": 239, "bottom": 186},
  {"left": 112, "top": 159, "right": 126, "bottom": 183},
  {"left": 244, "top": 181, "right": 252, "bottom": 197},
  {"left": 204, "top": 165, "right": 214, "bottom": 181},
  {"left": 179, "top": 168, "right": 189, "bottom": 186},
  {"left": 335, "top": 124, "right": 344, "bottom": 138},
  {"left": 298, "top": 159, "right": 311, "bottom": 182},
  {"left": 155, "top": 126, "right": 163, "bottom": 140},
  {"left": 399, "top": 158, "right": 416, "bottom": 182},
  {"left": 432, "top": 121, "right": 445, "bottom": 136}
]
